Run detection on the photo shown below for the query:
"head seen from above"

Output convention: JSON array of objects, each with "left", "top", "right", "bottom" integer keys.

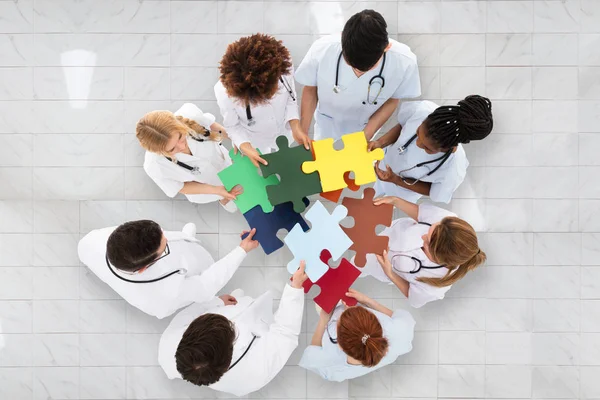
[
  {"left": 106, "top": 220, "right": 167, "bottom": 273},
  {"left": 176, "top": 313, "right": 236, "bottom": 386},
  {"left": 416, "top": 95, "right": 494, "bottom": 154},
  {"left": 341, "top": 9, "right": 390, "bottom": 73},
  {"left": 136, "top": 110, "right": 213, "bottom": 158},
  {"left": 420, "top": 217, "right": 486, "bottom": 287},
  {"left": 337, "top": 306, "right": 389, "bottom": 367},
  {"left": 219, "top": 33, "right": 292, "bottom": 107}
]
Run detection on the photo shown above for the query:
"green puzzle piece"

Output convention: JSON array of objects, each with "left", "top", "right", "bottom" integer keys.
[
  {"left": 218, "top": 148, "right": 279, "bottom": 214},
  {"left": 260, "top": 136, "right": 323, "bottom": 213}
]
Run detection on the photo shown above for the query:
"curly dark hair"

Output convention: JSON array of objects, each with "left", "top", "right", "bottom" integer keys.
[{"left": 219, "top": 33, "right": 292, "bottom": 106}]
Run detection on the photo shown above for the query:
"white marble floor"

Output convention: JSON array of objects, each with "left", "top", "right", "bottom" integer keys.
[{"left": 0, "top": 0, "right": 599, "bottom": 399}]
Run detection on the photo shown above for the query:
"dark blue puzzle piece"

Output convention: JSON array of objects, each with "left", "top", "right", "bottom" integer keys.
[{"left": 241, "top": 198, "right": 310, "bottom": 254}]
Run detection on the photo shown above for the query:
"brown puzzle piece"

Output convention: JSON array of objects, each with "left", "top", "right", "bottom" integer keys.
[{"left": 341, "top": 188, "right": 393, "bottom": 267}]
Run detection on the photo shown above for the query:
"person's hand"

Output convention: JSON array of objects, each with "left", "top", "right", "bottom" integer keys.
[
  {"left": 368, "top": 138, "right": 383, "bottom": 152},
  {"left": 344, "top": 288, "right": 372, "bottom": 306},
  {"left": 376, "top": 249, "right": 393, "bottom": 278},
  {"left": 375, "top": 161, "right": 398, "bottom": 183},
  {"left": 292, "top": 127, "right": 311, "bottom": 150},
  {"left": 219, "top": 294, "right": 238, "bottom": 306},
  {"left": 319, "top": 308, "right": 333, "bottom": 322},
  {"left": 239, "top": 228, "right": 259, "bottom": 253},
  {"left": 290, "top": 261, "right": 308, "bottom": 289},
  {"left": 373, "top": 195, "right": 399, "bottom": 207},
  {"left": 219, "top": 185, "right": 243, "bottom": 205},
  {"left": 239, "top": 142, "right": 267, "bottom": 167}
]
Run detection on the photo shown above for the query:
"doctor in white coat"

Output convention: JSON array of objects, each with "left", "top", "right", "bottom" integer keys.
[
  {"left": 137, "top": 103, "right": 242, "bottom": 212},
  {"left": 215, "top": 33, "right": 310, "bottom": 167},
  {"left": 158, "top": 262, "right": 308, "bottom": 397},
  {"left": 295, "top": 10, "right": 421, "bottom": 141},
  {"left": 370, "top": 96, "right": 493, "bottom": 204},
  {"left": 361, "top": 197, "right": 486, "bottom": 308},
  {"left": 78, "top": 220, "right": 258, "bottom": 319},
  {"left": 300, "top": 289, "right": 415, "bottom": 382}
]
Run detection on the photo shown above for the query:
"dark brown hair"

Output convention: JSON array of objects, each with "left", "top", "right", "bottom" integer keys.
[
  {"left": 337, "top": 307, "right": 388, "bottom": 367},
  {"left": 419, "top": 217, "right": 486, "bottom": 287},
  {"left": 219, "top": 33, "right": 292, "bottom": 106},
  {"left": 342, "top": 10, "right": 389, "bottom": 71},
  {"left": 106, "top": 220, "right": 163, "bottom": 272},
  {"left": 176, "top": 314, "right": 236, "bottom": 386}
]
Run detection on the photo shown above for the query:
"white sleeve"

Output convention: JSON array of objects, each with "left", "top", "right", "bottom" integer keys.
[
  {"left": 214, "top": 82, "right": 252, "bottom": 147},
  {"left": 407, "top": 281, "right": 442, "bottom": 308},
  {"left": 429, "top": 152, "right": 469, "bottom": 204},
  {"left": 295, "top": 38, "right": 329, "bottom": 87},
  {"left": 245, "top": 284, "right": 304, "bottom": 386},
  {"left": 175, "top": 246, "right": 247, "bottom": 305},
  {"left": 396, "top": 101, "right": 422, "bottom": 127},
  {"left": 299, "top": 346, "right": 341, "bottom": 382},
  {"left": 143, "top": 161, "right": 184, "bottom": 198},
  {"left": 283, "top": 72, "right": 300, "bottom": 126},
  {"left": 174, "top": 103, "right": 216, "bottom": 128},
  {"left": 391, "top": 56, "right": 421, "bottom": 100},
  {"left": 417, "top": 203, "right": 457, "bottom": 225}
]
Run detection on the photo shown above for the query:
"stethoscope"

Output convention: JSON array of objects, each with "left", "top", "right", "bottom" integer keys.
[
  {"left": 391, "top": 222, "right": 446, "bottom": 274},
  {"left": 164, "top": 129, "right": 221, "bottom": 175},
  {"left": 395, "top": 133, "right": 452, "bottom": 186},
  {"left": 104, "top": 240, "right": 195, "bottom": 284},
  {"left": 246, "top": 77, "right": 295, "bottom": 127},
  {"left": 228, "top": 334, "right": 258, "bottom": 370},
  {"left": 332, "top": 52, "right": 386, "bottom": 105}
]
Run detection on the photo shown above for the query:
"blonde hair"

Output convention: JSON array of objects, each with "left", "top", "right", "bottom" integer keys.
[
  {"left": 419, "top": 217, "right": 486, "bottom": 287},
  {"left": 136, "top": 111, "right": 219, "bottom": 157}
]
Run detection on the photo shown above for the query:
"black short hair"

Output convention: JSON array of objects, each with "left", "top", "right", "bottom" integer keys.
[
  {"left": 176, "top": 314, "right": 236, "bottom": 386},
  {"left": 106, "top": 220, "right": 163, "bottom": 272},
  {"left": 424, "top": 95, "right": 494, "bottom": 149},
  {"left": 341, "top": 10, "right": 389, "bottom": 71}
]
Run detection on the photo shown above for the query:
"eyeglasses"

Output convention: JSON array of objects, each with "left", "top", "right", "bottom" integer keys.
[{"left": 145, "top": 243, "right": 170, "bottom": 269}]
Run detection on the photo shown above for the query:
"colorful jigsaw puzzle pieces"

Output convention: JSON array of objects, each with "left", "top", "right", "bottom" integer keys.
[
  {"left": 217, "top": 148, "right": 279, "bottom": 214},
  {"left": 260, "top": 136, "right": 322, "bottom": 213},
  {"left": 242, "top": 199, "right": 310, "bottom": 255},
  {"left": 302, "top": 131, "right": 384, "bottom": 192},
  {"left": 342, "top": 188, "right": 393, "bottom": 267},
  {"left": 284, "top": 201, "right": 352, "bottom": 282}
]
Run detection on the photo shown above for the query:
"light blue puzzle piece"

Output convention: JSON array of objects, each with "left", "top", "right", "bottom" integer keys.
[{"left": 284, "top": 201, "right": 352, "bottom": 281}]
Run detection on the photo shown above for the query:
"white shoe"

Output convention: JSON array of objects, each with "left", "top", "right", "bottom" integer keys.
[
  {"left": 182, "top": 222, "right": 197, "bottom": 238},
  {"left": 230, "top": 288, "right": 244, "bottom": 299}
]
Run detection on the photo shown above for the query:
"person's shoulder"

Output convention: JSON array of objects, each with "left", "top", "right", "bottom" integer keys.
[
  {"left": 387, "top": 38, "right": 418, "bottom": 63},
  {"left": 308, "top": 34, "right": 341, "bottom": 57},
  {"left": 174, "top": 103, "right": 201, "bottom": 118}
]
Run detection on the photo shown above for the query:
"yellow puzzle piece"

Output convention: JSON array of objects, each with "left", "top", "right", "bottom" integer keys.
[{"left": 302, "top": 132, "right": 385, "bottom": 192}]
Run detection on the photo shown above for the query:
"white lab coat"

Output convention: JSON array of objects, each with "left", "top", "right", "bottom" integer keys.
[
  {"left": 299, "top": 305, "right": 415, "bottom": 382},
  {"left": 159, "top": 284, "right": 305, "bottom": 397},
  {"left": 375, "top": 101, "right": 469, "bottom": 204},
  {"left": 78, "top": 226, "right": 246, "bottom": 319},
  {"left": 360, "top": 203, "right": 456, "bottom": 308},
  {"left": 143, "top": 103, "right": 235, "bottom": 209},
  {"left": 295, "top": 34, "right": 421, "bottom": 141},
  {"left": 214, "top": 71, "right": 299, "bottom": 153}
]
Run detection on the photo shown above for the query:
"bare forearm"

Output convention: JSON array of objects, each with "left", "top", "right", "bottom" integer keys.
[
  {"left": 388, "top": 196, "right": 419, "bottom": 221},
  {"left": 179, "top": 182, "right": 221, "bottom": 195},
  {"left": 300, "top": 86, "right": 318, "bottom": 133},
  {"left": 363, "top": 298, "right": 393, "bottom": 318},
  {"left": 364, "top": 98, "right": 399, "bottom": 140},
  {"left": 387, "top": 272, "right": 410, "bottom": 298},
  {"left": 289, "top": 119, "right": 301, "bottom": 131},
  {"left": 377, "top": 124, "right": 402, "bottom": 147},
  {"left": 311, "top": 318, "right": 328, "bottom": 346},
  {"left": 392, "top": 175, "right": 432, "bottom": 196}
]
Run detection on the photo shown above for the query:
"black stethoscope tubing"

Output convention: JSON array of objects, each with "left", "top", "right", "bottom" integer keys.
[
  {"left": 392, "top": 222, "right": 446, "bottom": 274},
  {"left": 164, "top": 130, "right": 221, "bottom": 173},
  {"left": 105, "top": 254, "right": 184, "bottom": 284},
  {"left": 334, "top": 51, "right": 386, "bottom": 105},
  {"left": 246, "top": 77, "right": 295, "bottom": 126},
  {"left": 228, "top": 334, "right": 258, "bottom": 370},
  {"left": 398, "top": 134, "right": 453, "bottom": 178}
]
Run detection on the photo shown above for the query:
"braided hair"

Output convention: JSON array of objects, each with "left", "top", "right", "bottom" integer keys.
[{"left": 424, "top": 95, "right": 493, "bottom": 149}]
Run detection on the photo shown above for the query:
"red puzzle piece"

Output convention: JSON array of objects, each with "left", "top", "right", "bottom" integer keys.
[
  {"left": 301, "top": 249, "right": 361, "bottom": 313},
  {"left": 320, "top": 172, "right": 360, "bottom": 203},
  {"left": 342, "top": 188, "right": 393, "bottom": 267}
]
